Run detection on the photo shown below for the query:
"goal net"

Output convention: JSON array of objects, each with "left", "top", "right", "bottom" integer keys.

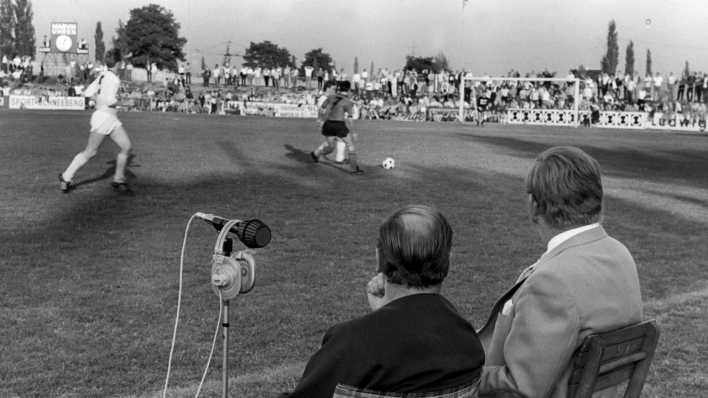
[{"left": 458, "top": 76, "right": 582, "bottom": 126}]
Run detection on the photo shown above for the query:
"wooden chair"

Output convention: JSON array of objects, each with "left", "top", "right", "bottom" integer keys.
[{"left": 568, "top": 320, "right": 659, "bottom": 398}]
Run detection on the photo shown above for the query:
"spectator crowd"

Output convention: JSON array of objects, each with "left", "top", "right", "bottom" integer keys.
[{"left": 2, "top": 51, "right": 707, "bottom": 127}]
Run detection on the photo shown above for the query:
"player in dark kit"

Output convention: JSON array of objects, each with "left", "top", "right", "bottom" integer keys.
[
  {"left": 310, "top": 81, "right": 364, "bottom": 174},
  {"left": 476, "top": 92, "right": 490, "bottom": 126}
]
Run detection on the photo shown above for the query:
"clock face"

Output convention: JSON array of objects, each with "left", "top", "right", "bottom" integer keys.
[{"left": 55, "top": 35, "right": 73, "bottom": 52}]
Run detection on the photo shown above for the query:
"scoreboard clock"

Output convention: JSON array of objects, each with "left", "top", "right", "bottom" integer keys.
[
  {"left": 55, "top": 34, "right": 73, "bottom": 52},
  {"left": 50, "top": 22, "right": 78, "bottom": 53}
]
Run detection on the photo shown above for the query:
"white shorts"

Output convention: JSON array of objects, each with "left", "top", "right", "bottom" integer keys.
[{"left": 90, "top": 108, "right": 122, "bottom": 136}]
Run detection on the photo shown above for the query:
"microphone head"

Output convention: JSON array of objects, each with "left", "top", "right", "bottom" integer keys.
[{"left": 237, "top": 219, "right": 271, "bottom": 248}]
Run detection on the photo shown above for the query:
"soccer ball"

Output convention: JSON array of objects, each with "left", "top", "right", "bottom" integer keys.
[{"left": 381, "top": 157, "right": 395, "bottom": 169}]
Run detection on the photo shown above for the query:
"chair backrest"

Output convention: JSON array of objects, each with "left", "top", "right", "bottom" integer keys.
[
  {"left": 567, "top": 320, "right": 659, "bottom": 398},
  {"left": 332, "top": 382, "right": 478, "bottom": 398}
]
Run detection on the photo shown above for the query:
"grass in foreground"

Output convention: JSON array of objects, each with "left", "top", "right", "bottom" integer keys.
[{"left": 0, "top": 111, "right": 707, "bottom": 397}]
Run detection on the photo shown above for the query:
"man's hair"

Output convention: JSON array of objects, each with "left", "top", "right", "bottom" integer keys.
[
  {"left": 526, "top": 146, "right": 603, "bottom": 229},
  {"left": 323, "top": 80, "right": 335, "bottom": 91},
  {"left": 104, "top": 48, "right": 122, "bottom": 68},
  {"left": 377, "top": 205, "right": 452, "bottom": 288},
  {"left": 338, "top": 80, "right": 351, "bottom": 92}
]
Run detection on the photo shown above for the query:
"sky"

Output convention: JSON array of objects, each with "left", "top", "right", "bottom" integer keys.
[{"left": 32, "top": 0, "right": 708, "bottom": 75}]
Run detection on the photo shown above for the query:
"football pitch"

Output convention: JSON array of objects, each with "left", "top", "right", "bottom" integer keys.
[{"left": 1, "top": 110, "right": 707, "bottom": 397}]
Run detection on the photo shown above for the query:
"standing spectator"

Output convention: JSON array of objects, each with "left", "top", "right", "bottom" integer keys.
[
  {"left": 677, "top": 74, "right": 686, "bottom": 101},
  {"left": 291, "top": 66, "right": 299, "bottom": 88},
  {"left": 316, "top": 67, "right": 324, "bottom": 90},
  {"left": 653, "top": 72, "right": 663, "bottom": 101},
  {"left": 686, "top": 72, "right": 695, "bottom": 102},
  {"left": 283, "top": 65, "right": 291, "bottom": 88},
  {"left": 263, "top": 67, "right": 271, "bottom": 87},
  {"left": 668, "top": 72, "right": 677, "bottom": 102},
  {"left": 212, "top": 64, "right": 221, "bottom": 87},
  {"left": 231, "top": 65, "right": 241, "bottom": 86},
  {"left": 151, "top": 62, "right": 158, "bottom": 83},
  {"left": 223, "top": 65, "right": 231, "bottom": 86},
  {"left": 304, "top": 65, "right": 314, "bottom": 88},
  {"left": 396, "top": 70, "right": 405, "bottom": 95},
  {"left": 240, "top": 65, "right": 248, "bottom": 86},
  {"left": 696, "top": 72, "right": 704, "bottom": 103},
  {"left": 352, "top": 70, "right": 361, "bottom": 94},
  {"left": 273, "top": 66, "right": 281, "bottom": 89},
  {"left": 254, "top": 66, "right": 262, "bottom": 86},
  {"left": 185, "top": 61, "right": 191, "bottom": 84},
  {"left": 202, "top": 68, "right": 211, "bottom": 87},
  {"left": 178, "top": 62, "right": 185, "bottom": 84}
]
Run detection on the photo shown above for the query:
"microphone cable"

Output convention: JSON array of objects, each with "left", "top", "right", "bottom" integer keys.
[
  {"left": 162, "top": 214, "right": 227, "bottom": 398},
  {"left": 194, "top": 291, "right": 222, "bottom": 398}
]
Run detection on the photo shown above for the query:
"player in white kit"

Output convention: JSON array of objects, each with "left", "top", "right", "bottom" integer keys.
[{"left": 59, "top": 49, "right": 133, "bottom": 194}]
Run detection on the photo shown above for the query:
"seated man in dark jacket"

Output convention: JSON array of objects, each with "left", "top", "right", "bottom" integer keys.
[{"left": 281, "top": 205, "right": 485, "bottom": 398}]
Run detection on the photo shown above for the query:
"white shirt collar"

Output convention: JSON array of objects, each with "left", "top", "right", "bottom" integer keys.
[{"left": 545, "top": 223, "right": 600, "bottom": 254}]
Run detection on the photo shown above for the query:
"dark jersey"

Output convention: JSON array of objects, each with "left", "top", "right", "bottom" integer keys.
[
  {"left": 476, "top": 96, "right": 490, "bottom": 110},
  {"left": 322, "top": 94, "right": 354, "bottom": 121}
]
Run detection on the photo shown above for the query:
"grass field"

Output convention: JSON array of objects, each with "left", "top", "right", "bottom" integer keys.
[{"left": 1, "top": 110, "right": 707, "bottom": 398}]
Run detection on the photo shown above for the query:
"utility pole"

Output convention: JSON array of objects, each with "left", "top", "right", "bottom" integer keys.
[{"left": 223, "top": 41, "right": 232, "bottom": 67}]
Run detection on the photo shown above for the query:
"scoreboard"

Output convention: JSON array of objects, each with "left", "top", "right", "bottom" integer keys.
[{"left": 51, "top": 22, "right": 78, "bottom": 53}]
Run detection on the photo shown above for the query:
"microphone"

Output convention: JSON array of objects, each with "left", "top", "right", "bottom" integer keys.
[{"left": 195, "top": 212, "right": 271, "bottom": 248}]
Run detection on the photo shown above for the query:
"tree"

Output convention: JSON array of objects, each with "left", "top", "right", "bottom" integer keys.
[
  {"left": 434, "top": 52, "right": 449, "bottom": 72},
  {"left": 0, "top": 0, "right": 14, "bottom": 56},
  {"left": 404, "top": 52, "right": 449, "bottom": 73},
  {"left": 600, "top": 55, "right": 609, "bottom": 75},
  {"left": 114, "top": 4, "right": 187, "bottom": 71},
  {"left": 12, "top": 0, "right": 34, "bottom": 57},
  {"left": 301, "top": 47, "right": 332, "bottom": 72},
  {"left": 94, "top": 21, "right": 105, "bottom": 63},
  {"left": 601, "top": 19, "right": 619, "bottom": 74},
  {"left": 624, "top": 41, "right": 634, "bottom": 75},
  {"left": 645, "top": 49, "right": 652, "bottom": 76},
  {"left": 353, "top": 56, "right": 358, "bottom": 74},
  {"left": 241, "top": 40, "right": 294, "bottom": 69}
]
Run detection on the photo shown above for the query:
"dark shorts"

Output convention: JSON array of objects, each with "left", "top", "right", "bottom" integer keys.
[{"left": 322, "top": 120, "right": 349, "bottom": 138}]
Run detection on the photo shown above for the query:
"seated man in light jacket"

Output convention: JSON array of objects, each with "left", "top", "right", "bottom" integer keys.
[{"left": 478, "top": 146, "right": 643, "bottom": 398}]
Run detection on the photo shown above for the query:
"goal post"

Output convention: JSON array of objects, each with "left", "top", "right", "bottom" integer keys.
[{"left": 458, "top": 76, "right": 582, "bottom": 126}]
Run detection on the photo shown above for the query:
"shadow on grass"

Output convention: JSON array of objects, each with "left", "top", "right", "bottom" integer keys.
[
  {"left": 2, "top": 142, "right": 708, "bottom": 397},
  {"left": 73, "top": 153, "right": 140, "bottom": 188},
  {"left": 284, "top": 144, "right": 314, "bottom": 164},
  {"left": 456, "top": 132, "right": 708, "bottom": 188}
]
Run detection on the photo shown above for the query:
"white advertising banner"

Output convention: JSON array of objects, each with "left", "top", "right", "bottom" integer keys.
[
  {"left": 8, "top": 95, "right": 85, "bottom": 110},
  {"left": 227, "top": 101, "right": 318, "bottom": 118}
]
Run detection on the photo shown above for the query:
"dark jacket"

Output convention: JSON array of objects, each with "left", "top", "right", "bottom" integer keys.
[{"left": 282, "top": 293, "right": 485, "bottom": 398}]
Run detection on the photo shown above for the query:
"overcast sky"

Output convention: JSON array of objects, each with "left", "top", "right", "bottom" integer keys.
[{"left": 33, "top": 0, "right": 708, "bottom": 75}]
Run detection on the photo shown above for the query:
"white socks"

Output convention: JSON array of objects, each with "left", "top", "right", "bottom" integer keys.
[
  {"left": 113, "top": 152, "right": 129, "bottom": 183},
  {"left": 62, "top": 152, "right": 89, "bottom": 182}
]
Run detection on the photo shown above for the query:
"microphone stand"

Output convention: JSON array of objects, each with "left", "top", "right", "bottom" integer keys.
[{"left": 221, "top": 238, "right": 233, "bottom": 398}]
